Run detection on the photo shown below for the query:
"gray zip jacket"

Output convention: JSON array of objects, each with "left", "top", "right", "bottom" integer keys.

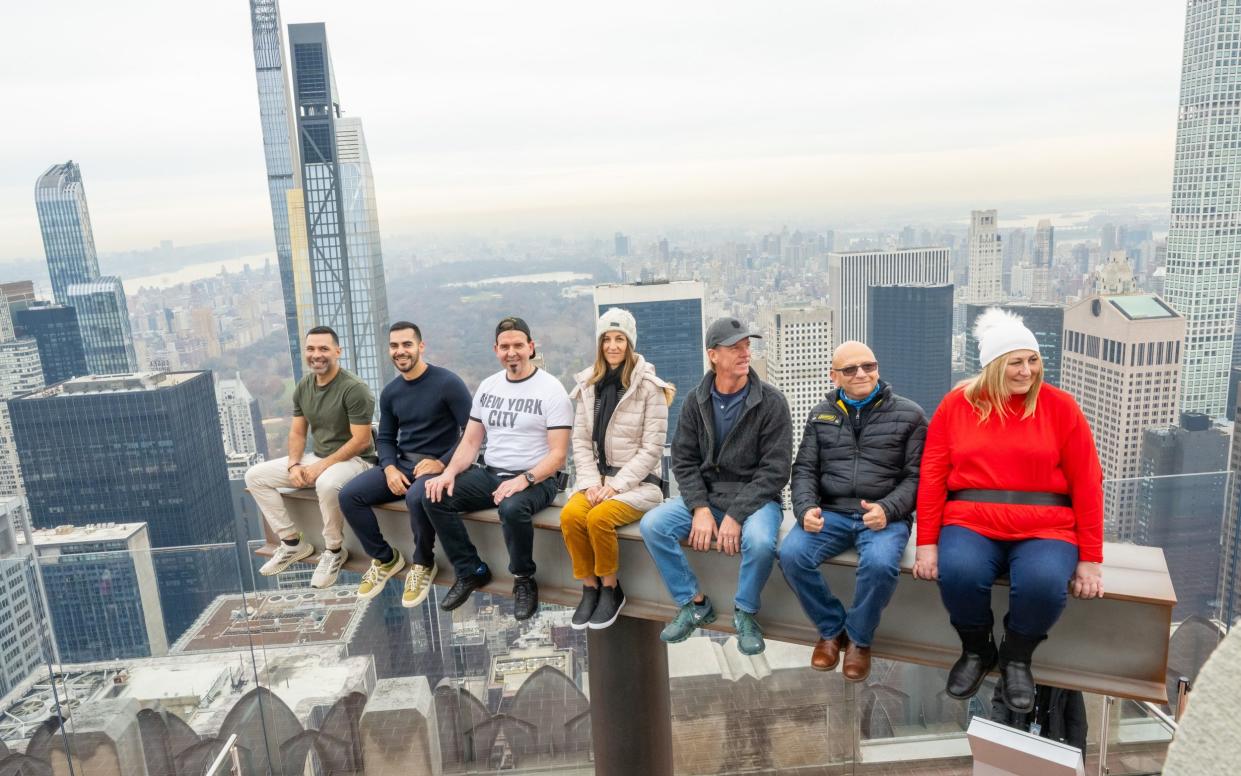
[{"left": 671, "top": 368, "right": 793, "bottom": 522}]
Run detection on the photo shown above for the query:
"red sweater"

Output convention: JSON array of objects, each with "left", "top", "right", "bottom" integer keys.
[{"left": 916, "top": 384, "right": 1104, "bottom": 563}]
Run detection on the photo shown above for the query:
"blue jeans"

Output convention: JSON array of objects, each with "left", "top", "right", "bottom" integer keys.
[
  {"left": 638, "top": 497, "right": 781, "bottom": 614},
  {"left": 778, "top": 511, "right": 910, "bottom": 647},
  {"left": 937, "top": 525, "right": 1079, "bottom": 639}
]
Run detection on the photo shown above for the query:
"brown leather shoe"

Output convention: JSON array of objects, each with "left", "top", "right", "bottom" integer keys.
[
  {"left": 811, "top": 633, "right": 847, "bottom": 671},
  {"left": 842, "top": 642, "right": 871, "bottom": 682}
]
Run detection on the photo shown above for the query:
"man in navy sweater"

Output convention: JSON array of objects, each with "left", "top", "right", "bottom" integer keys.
[{"left": 339, "top": 321, "right": 472, "bottom": 607}]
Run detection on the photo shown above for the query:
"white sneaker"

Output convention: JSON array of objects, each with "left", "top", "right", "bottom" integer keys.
[
  {"left": 260, "top": 539, "right": 314, "bottom": 576},
  {"left": 311, "top": 547, "right": 349, "bottom": 588}
]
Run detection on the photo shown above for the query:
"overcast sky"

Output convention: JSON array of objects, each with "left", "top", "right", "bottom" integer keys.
[{"left": 0, "top": 1, "right": 1185, "bottom": 262}]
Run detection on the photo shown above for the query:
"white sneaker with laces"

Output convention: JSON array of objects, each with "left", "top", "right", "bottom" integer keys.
[
  {"left": 311, "top": 547, "right": 349, "bottom": 588},
  {"left": 259, "top": 539, "right": 314, "bottom": 576}
]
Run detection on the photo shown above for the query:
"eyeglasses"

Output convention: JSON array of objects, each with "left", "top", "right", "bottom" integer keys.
[{"left": 832, "top": 361, "right": 878, "bottom": 377}]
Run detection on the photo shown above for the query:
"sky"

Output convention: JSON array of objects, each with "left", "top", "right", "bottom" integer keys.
[{"left": 0, "top": 1, "right": 1186, "bottom": 262}]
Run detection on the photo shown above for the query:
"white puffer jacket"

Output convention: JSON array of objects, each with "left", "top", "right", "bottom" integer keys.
[{"left": 569, "top": 355, "right": 673, "bottom": 512}]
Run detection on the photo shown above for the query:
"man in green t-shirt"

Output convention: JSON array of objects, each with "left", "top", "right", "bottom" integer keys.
[{"left": 246, "top": 326, "right": 377, "bottom": 587}]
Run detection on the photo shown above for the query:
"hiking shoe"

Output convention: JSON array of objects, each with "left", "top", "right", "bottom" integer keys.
[
  {"left": 589, "top": 583, "right": 626, "bottom": 630},
  {"left": 734, "top": 610, "right": 766, "bottom": 656},
  {"left": 571, "top": 584, "right": 600, "bottom": 630},
  {"left": 514, "top": 576, "right": 539, "bottom": 621},
  {"left": 311, "top": 546, "right": 349, "bottom": 588},
  {"left": 357, "top": 549, "right": 406, "bottom": 600},
  {"left": 259, "top": 538, "right": 314, "bottom": 576},
  {"left": 660, "top": 597, "right": 717, "bottom": 643},
  {"left": 442, "top": 566, "right": 492, "bottom": 611},
  {"left": 402, "top": 562, "right": 438, "bottom": 608}
]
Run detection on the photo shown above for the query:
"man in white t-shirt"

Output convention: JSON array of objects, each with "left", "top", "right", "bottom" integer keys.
[{"left": 424, "top": 316, "right": 573, "bottom": 620}]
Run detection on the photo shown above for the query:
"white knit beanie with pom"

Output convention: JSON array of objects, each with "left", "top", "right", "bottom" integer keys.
[{"left": 975, "top": 307, "right": 1040, "bottom": 369}]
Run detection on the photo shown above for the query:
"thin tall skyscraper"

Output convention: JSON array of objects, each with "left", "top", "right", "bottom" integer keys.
[
  {"left": 248, "top": 0, "right": 304, "bottom": 381},
  {"left": 288, "top": 22, "right": 392, "bottom": 401},
  {"left": 1165, "top": 0, "right": 1241, "bottom": 417},
  {"left": 967, "top": 210, "right": 1002, "bottom": 304},
  {"left": 66, "top": 279, "right": 138, "bottom": 374},
  {"left": 1031, "top": 219, "right": 1055, "bottom": 303}
]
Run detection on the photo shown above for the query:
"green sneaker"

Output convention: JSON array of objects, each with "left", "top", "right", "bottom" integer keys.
[
  {"left": 402, "top": 562, "right": 438, "bottom": 608},
  {"left": 734, "top": 610, "right": 766, "bottom": 656},
  {"left": 356, "top": 549, "right": 405, "bottom": 600},
  {"left": 660, "top": 597, "right": 717, "bottom": 643}
]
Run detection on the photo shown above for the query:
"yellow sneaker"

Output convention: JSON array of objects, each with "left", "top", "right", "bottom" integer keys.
[
  {"left": 356, "top": 549, "right": 405, "bottom": 600},
  {"left": 402, "top": 562, "right": 438, "bottom": 608}
]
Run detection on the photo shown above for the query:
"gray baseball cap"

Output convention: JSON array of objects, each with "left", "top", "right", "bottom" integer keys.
[{"left": 705, "top": 317, "right": 762, "bottom": 349}]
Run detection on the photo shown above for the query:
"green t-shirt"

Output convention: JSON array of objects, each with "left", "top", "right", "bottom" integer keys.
[{"left": 292, "top": 369, "right": 377, "bottom": 462}]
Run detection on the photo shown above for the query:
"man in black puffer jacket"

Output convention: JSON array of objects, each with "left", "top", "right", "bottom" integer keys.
[{"left": 779, "top": 340, "right": 926, "bottom": 682}]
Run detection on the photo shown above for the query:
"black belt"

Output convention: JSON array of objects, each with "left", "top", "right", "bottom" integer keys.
[
  {"left": 601, "top": 465, "right": 663, "bottom": 489},
  {"left": 482, "top": 464, "right": 524, "bottom": 479},
  {"left": 948, "top": 489, "right": 1072, "bottom": 508}
]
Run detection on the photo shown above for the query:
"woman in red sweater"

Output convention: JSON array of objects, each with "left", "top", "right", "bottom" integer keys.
[{"left": 913, "top": 308, "right": 1104, "bottom": 713}]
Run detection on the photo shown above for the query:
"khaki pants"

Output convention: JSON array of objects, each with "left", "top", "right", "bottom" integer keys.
[
  {"left": 559, "top": 491, "right": 644, "bottom": 579},
  {"left": 245, "top": 454, "right": 373, "bottom": 548}
]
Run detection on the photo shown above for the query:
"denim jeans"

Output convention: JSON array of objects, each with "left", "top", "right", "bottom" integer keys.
[
  {"left": 638, "top": 496, "right": 782, "bottom": 614},
  {"left": 936, "top": 524, "right": 1079, "bottom": 639},
  {"left": 778, "top": 510, "right": 910, "bottom": 647},
  {"left": 339, "top": 465, "right": 436, "bottom": 567},
  {"left": 422, "top": 465, "right": 559, "bottom": 578}
]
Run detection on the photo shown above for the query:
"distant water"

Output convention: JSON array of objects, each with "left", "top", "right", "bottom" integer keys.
[
  {"left": 126, "top": 253, "right": 271, "bottom": 290},
  {"left": 446, "top": 271, "right": 592, "bottom": 289}
]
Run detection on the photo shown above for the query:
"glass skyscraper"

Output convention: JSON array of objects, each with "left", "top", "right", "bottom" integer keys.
[
  {"left": 288, "top": 23, "right": 392, "bottom": 403},
  {"left": 12, "top": 304, "right": 88, "bottom": 385},
  {"left": 66, "top": 279, "right": 138, "bottom": 375},
  {"left": 249, "top": 0, "right": 304, "bottom": 381},
  {"left": 868, "top": 284, "right": 954, "bottom": 416},
  {"left": 964, "top": 302, "right": 1064, "bottom": 387},
  {"left": 1165, "top": 0, "right": 1241, "bottom": 416},
  {"left": 33, "top": 162, "right": 101, "bottom": 305}
]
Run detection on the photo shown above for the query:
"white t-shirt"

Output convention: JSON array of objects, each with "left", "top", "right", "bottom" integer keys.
[{"left": 470, "top": 368, "right": 573, "bottom": 472}]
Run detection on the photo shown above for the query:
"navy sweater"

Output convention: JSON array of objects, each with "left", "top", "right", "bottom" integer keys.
[{"left": 376, "top": 364, "right": 473, "bottom": 469}]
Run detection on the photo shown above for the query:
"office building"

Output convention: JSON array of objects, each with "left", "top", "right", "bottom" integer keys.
[
  {"left": 1223, "top": 391, "right": 1241, "bottom": 625},
  {"left": 0, "top": 498, "right": 48, "bottom": 696},
  {"left": 0, "top": 302, "right": 44, "bottom": 499},
  {"left": 1138, "top": 414, "right": 1229, "bottom": 620},
  {"left": 1031, "top": 219, "right": 1055, "bottom": 303},
  {"left": 614, "top": 232, "right": 630, "bottom": 257},
  {"left": 966, "top": 210, "right": 1002, "bottom": 304},
  {"left": 10, "top": 372, "right": 235, "bottom": 642},
  {"left": 288, "top": 22, "right": 392, "bottom": 403},
  {"left": 762, "top": 305, "right": 833, "bottom": 469},
  {"left": 1164, "top": 0, "right": 1241, "bottom": 416},
  {"left": 594, "top": 280, "right": 705, "bottom": 436},
  {"left": 33, "top": 162, "right": 102, "bottom": 306},
  {"left": 0, "top": 282, "right": 36, "bottom": 312},
  {"left": 1061, "top": 295, "right": 1185, "bottom": 541},
  {"left": 248, "top": 0, "right": 304, "bottom": 380},
  {"left": 828, "top": 248, "right": 950, "bottom": 345},
  {"left": 964, "top": 303, "right": 1064, "bottom": 387},
  {"left": 216, "top": 374, "right": 269, "bottom": 460},
  {"left": 868, "top": 284, "right": 953, "bottom": 415},
  {"left": 12, "top": 304, "right": 88, "bottom": 385},
  {"left": 65, "top": 278, "right": 139, "bottom": 374},
  {"left": 26, "top": 522, "right": 168, "bottom": 663}
]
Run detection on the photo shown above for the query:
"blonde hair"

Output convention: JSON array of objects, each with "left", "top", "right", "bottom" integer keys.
[
  {"left": 961, "top": 351, "right": 1042, "bottom": 423},
  {"left": 589, "top": 334, "right": 638, "bottom": 388}
]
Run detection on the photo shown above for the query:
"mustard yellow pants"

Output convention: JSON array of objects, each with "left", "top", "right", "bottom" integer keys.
[{"left": 559, "top": 491, "right": 644, "bottom": 579}]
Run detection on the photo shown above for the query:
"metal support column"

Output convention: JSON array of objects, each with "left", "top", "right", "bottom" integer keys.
[{"left": 587, "top": 616, "right": 674, "bottom": 776}]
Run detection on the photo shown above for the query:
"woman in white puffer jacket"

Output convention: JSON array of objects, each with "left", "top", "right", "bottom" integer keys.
[{"left": 561, "top": 307, "right": 673, "bottom": 630}]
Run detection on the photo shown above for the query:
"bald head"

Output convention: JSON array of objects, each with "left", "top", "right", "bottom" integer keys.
[{"left": 830, "top": 341, "right": 880, "bottom": 399}]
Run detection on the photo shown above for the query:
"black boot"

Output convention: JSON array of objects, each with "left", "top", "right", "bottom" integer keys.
[
  {"left": 946, "top": 624, "right": 998, "bottom": 700},
  {"left": 998, "top": 626, "right": 1045, "bottom": 713}
]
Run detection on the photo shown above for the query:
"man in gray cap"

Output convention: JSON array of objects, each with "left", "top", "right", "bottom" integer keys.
[{"left": 639, "top": 317, "right": 793, "bottom": 655}]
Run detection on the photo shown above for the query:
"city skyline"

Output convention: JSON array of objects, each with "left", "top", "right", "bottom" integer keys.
[{"left": 0, "top": 1, "right": 1185, "bottom": 262}]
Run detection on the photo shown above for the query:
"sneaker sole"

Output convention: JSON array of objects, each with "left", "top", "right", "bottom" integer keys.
[
  {"left": 358, "top": 560, "right": 406, "bottom": 601},
  {"left": 259, "top": 543, "right": 315, "bottom": 576},
  {"left": 660, "top": 610, "right": 716, "bottom": 643},
  {"left": 570, "top": 619, "right": 591, "bottom": 631},
  {"left": 402, "top": 563, "right": 437, "bottom": 608},
  {"left": 587, "top": 596, "right": 625, "bottom": 630}
]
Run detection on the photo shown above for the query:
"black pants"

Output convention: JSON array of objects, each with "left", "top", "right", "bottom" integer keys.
[
  {"left": 422, "top": 465, "right": 558, "bottom": 578},
  {"left": 339, "top": 465, "right": 436, "bottom": 567}
]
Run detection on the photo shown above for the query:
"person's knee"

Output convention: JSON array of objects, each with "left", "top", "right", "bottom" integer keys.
[
  {"left": 741, "top": 524, "right": 778, "bottom": 559},
  {"left": 496, "top": 496, "right": 532, "bottom": 524},
  {"left": 639, "top": 505, "right": 674, "bottom": 541},
  {"left": 584, "top": 506, "right": 618, "bottom": 534},
  {"left": 244, "top": 464, "right": 270, "bottom": 490},
  {"left": 777, "top": 531, "right": 814, "bottom": 570},
  {"left": 1015, "top": 568, "right": 1071, "bottom": 608},
  {"left": 404, "top": 480, "right": 428, "bottom": 511},
  {"left": 858, "top": 551, "right": 901, "bottom": 583}
]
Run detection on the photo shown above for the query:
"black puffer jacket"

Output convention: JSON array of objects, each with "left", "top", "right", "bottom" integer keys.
[{"left": 790, "top": 382, "right": 926, "bottom": 525}]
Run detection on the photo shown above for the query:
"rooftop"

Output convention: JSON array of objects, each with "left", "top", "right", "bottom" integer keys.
[
  {"left": 171, "top": 587, "right": 375, "bottom": 654},
  {"left": 19, "top": 370, "right": 202, "bottom": 400},
  {"left": 1109, "top": 294, "right": 1179, "bottom": 320},
  {"left": 21, "top": 522, "right": 146, "bottom": 547}
]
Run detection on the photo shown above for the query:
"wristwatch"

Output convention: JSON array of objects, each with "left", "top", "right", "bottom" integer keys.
[{"left": 523, "top": 472, "right": 536, "bottom": 486}]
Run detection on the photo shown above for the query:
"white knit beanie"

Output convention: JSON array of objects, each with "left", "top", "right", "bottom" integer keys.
[
  {"left": 596, "top": 307, "right": 638, "bottom": 347},
  {"left": 975, "top": 307, "right": 1040, "bottom": 369}
]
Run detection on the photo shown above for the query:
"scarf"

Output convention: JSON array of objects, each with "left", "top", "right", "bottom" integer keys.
[
  {"left": 593, "top": 366, "right": 625, "bottom": 473},
  {"left": 840, "top": 383, "right": 881, "bottom": 410}
]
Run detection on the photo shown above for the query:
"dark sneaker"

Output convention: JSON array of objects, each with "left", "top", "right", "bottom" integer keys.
[
  {"left": 441, "top": 566, "right": 492, "bottom": 611},
  {"left": 514, "top": 576, "right": 539, "bottom": 621},
  {"left": 571, "top": 585, "right": 600, "bottom": 630},
  {"left": 660, "top": 596, "right": 717, "bottom": 643},
  {"left": 734, "top": 610, "right": 766, "bottom": 656},
  {"left": 589, "top": 583, "right": 626, "bottom": 630}
]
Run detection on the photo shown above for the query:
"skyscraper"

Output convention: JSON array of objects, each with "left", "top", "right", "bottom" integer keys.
[
  {"left": 593, "top": 280, "right": 705, "bottom": 436},
  {"left": 0, "top": 498, "right": 49, "bottom": 695},
  {"left": 33, "top": 162, "right": 101, "bottom": 306},
  {"left": 10, "top": 372, "right": 235, "bottom": 641},
  {"left": 966, "top": 210, "right": 1002, "bottom": 304},
  {"left": 1061, "top": 294, "right": 1185, "bottom": 541},
  {"left": 1031, "top": 219, "right": 1055, "bottom": 303},
  {"left": 66, "top": 279, "right": 138, "bottom": 374},
  {"left": 248, "top": 0, "right": 304, "bottom": 381},
  {"left": 0, "top": 303, "right": 44, "bottom": 499},
  {"left": 964, "top": 303, "right": 1064, "bottom": 387},
  {"left": 217, "top": 373, "right": 269, "bottom": 460},
  {"left": 12, "top": 304, "right": 88, "bottom": 385},
  {"left": 288, "top": 22, "right": 392, "bottom": 402},
  {"left": 827, "top": 247, "right": 951, "bottom": 345},
  {"left": 1164, "top": 0, "right": 1241, "bottom": 417},
  {"left": 762, "top": 305, "right": 833, "bottom": 440},
  {"left": 868, "top": 284, "right": 953, "bottom": 415}
]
